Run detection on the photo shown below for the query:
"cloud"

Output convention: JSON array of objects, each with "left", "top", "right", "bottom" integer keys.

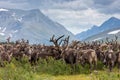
[
  {"left": 0, "top": 0, "right": 120, "bottom": 34},
  {"left": 41, "top": 8, "right": 112, "bottom": 34},
  {"left": 0, "top": 0, "right": 119, "bottom": 14},
  {"left": 0, "top": 1, "right": 30, "bottom": 9},
  {"left": 51, "top": 0, "right": 88, "bottom": 10},
  {"left": 92, "top": 0, "right": 120, "bottom": 14},
  {"left": 93, "top": 0, "right": 114, "bottom": 5}
]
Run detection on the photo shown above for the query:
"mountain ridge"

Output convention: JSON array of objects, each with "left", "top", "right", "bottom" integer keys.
[
  {"left": 76, "top": 17, "right": 120, "bottom": 40},
  {"left": 0, "top": 8, "right": 75, "bottom": 44},
  {"left": 84, "top": 27, "right": 120, "bottom": 42}
]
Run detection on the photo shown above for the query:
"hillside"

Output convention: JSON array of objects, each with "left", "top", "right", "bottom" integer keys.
[
  {"left": 84, "top": 27, "right": 120, "bottom": 42},
  {"left": 0, "top": 8, "right": 75, "bottom": 44},
  {"left": 76, "top": 17, "right": 120, "bottom": 40}
]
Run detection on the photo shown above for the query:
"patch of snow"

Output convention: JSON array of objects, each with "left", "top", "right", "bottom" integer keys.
[
  {"left": 0, "top": 8, "right": 8, "bottom": 11},
  {"left": 9, "top": 33, "right": 12, "bottom": 37},
  {"left": 108, "top": 29, "right": 120, "bottom": 34},
  {"left": 2, "top": 27, "right": 6, "bottom": 32},
  {"left": 18, "top": 18, "right": 22, "bottom": 22},
  {"left": 0, "top": 33, "right": 5, "bottom": 36},
  {"left": 12, "top": 30, "right": 18, "bottom": 33},
  {"left": 12, "top": 13, "right": 19, "bottom": 21},
  {"left": 12, "top": 13, "right": 16, "bottom": 17},
  {"left": 93, "top": 37, "right": 102, "bottom": 41}
]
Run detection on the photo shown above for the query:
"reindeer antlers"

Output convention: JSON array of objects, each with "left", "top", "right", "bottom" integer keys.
[
  {"left": 57, "top": 35, "right": 65, "bottom": 41},
  {"left": 50, "top": 35, "right": 65, "bottom": 48}
]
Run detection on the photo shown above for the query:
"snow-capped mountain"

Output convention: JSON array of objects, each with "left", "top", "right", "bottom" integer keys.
[
  {"left": 0, "top": 8, "right": 75, "bottom": 44},
  {"left": 76, "top": 17, "right": 120, "bottom": 40},
  {"left": 84, "top": 28, "right": 120, "bottom": 42}
]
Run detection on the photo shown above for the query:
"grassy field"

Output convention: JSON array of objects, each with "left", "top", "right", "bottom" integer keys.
[{"left": 0, "top": 58, "right": 120, "bottom": 80}]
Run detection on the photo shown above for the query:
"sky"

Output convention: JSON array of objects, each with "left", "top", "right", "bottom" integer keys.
[{"left": 0, "top": 0, "right": 120, "bottom": 34}]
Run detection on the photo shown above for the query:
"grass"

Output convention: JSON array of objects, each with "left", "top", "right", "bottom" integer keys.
[{"left": 0, "top": 57, "right": 120, "bottom": 80}]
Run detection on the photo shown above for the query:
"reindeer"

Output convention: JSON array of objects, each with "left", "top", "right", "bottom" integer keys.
[
  {"left": 77, "top": 49, "right": 97, "bottom": 71},
  {"left": 115, "top": 52, "right": 120, "bottom": 70},
  {"left": 0, "top": 44, "right": 13, "bottom": 67},
  {"left": 103, "top": 49, "right": 117, "bottom": 71},
  {"left": 49, "top": 35, "right": 65, "bottom": 60}
]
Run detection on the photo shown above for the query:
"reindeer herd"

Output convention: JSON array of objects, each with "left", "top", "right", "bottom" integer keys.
[{"left": 0, "top": 35, "right": 120, "bottom": 72}]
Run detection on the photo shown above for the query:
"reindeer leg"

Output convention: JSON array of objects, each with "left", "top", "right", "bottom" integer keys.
[
  {"left": 108, "top": 62, "right": 111, "bottom": 72},
  {"left": 70, "top": 64, "right": 74, "bottom": 74},
  {"left": 94, "top": 61, "right": 97, "bottom": 70},
  {"left": 109, "top": 61, "right": 114, "bottom": 72},
  {"left": 118, "top": 63, "right": 120, "bottom": 69},
  {"left": 89, "top": 59, "right": 93, "bottom": 71},
  {"left": 118, "top": 62, "right": 120, "bottom": 72},
  {"left": 89, "top": 63, "right": 93, "bottom": 73}
]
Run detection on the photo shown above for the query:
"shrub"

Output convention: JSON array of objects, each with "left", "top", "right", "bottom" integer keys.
[{"left": 0, "top": 57, "right": 119, "bottom": 80}]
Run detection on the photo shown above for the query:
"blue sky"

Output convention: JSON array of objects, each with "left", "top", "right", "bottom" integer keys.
[{"left": 0, "top": 0, "right": 120, "bottom": 34}]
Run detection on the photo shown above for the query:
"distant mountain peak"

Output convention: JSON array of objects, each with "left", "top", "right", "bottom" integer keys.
[
  {"left": 102, "top": 17, "right": 120, "bottom": 25},
  {"left": 0, "top": 8, "right": 75, "bottom": 44},
  {"left": 100, "top": 17, "right": 120, "bottom": 28},
  {"left": 93, "top": 25, "right": 98, "bottom": 27},
  {"left": 91, "top": 25, "right": 98, "bottom": 29},
  {"left": 76, "top": 17, "right": 120, "bottom": 40},
  {"left": 109, "top": 17, "right": 120, "bottom": 21}
]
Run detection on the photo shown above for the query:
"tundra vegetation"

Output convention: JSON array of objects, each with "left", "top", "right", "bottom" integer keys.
[{"left": 0, "top": 35, "right": 120, "bottom": 80}]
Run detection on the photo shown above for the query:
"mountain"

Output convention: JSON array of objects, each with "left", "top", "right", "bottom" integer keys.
[
  {"left": 76, "top": 17, "right": 120, "bottom": 40},
  {"left": 0, "top": 8, "right": 75, "bottom": 44},
  {"left": 75, "top": 25, "right": 99, "bottom": 40},
  {"left": 84, "top": 27, "right": 120, "bottom": 42}
]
